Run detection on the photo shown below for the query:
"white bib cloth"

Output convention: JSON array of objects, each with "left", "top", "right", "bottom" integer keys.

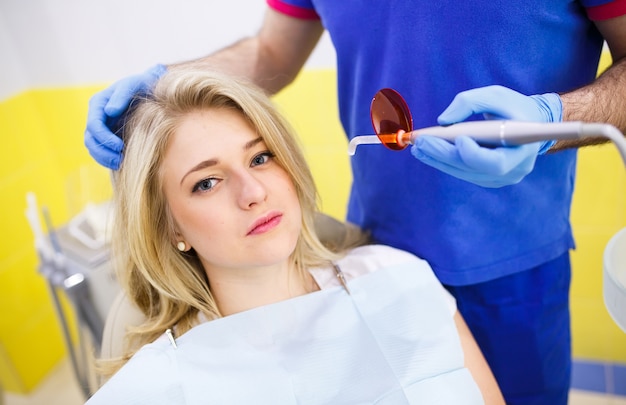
[{"left": 87, "top": 245, "right": 484, "bottom": 404}]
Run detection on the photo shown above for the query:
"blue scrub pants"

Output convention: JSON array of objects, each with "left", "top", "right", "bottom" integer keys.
[{"left": 445, "top": 252, "right": 572, "bottom": 405}]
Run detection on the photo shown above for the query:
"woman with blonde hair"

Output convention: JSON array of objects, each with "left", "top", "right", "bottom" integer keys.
[{"left": 87, "top": 68, "right": 503, "bottom": 404}]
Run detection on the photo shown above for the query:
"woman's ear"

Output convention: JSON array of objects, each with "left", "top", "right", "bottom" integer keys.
[{"left": 172, "top": 228, "right": 190, "bottom": 252}]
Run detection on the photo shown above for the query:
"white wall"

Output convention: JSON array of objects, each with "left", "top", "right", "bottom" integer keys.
[{"left": 0, "top": 0, "right": 336, "bottom": 100}]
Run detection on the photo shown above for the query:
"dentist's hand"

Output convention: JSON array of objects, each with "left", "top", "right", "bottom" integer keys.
[
  {"left": 84, "top": 64, "right": 167, "bottom": 170},
  {"left": 411, "top": 85, "right": 561, "bottom": 188}
]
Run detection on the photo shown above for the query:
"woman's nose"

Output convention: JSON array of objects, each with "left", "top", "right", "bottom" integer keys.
[{"left": 236, "top": 171, "right": 267, "bottom": 209}]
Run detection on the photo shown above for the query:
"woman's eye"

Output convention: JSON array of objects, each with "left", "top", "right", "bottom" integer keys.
[
  {"left": 192, "top": 178, "right": 219, "bottom": 193},
  {"left": 251, "top": 151, "right": 274, "bottom": 167}
]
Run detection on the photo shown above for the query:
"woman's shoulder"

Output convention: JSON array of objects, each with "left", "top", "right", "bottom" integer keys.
[
  {"left": 338, "top": 244, "right": 456, "bottom": 314},
  {"left": 337, "top": 244, "right": 431, "bottom": 282},
  {"left": 342, "top": 244, "right": 426, "bottom": 266},
  {"left": 310, "top": 244, "right": 433, "bottom": 290},
  {"left": 346, "top": 244, "right": 420, "bottom": 260}
]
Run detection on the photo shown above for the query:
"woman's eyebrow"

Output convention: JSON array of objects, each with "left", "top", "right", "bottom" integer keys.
[
  {"left": 180, "top": 137, "right": 265, "bottom": 186},
  {"left": 180, "top": 159, "right": 218, "bottom": 186},
  {"left": 245, "top": 136, "right": 263, "bottom": 150}
]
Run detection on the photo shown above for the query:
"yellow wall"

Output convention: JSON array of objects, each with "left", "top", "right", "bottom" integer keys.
[
  {"left": 569, "top": 51, "right": 626, "bottom": 362},
  {"left": 1, "top": 65, "right": 625, "bottom": 392},
  {"left": 570, "top": 144, "right": 626, "bottom": 361}
]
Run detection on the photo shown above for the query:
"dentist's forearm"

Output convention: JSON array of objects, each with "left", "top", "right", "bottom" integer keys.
[
  {"left": 552, "top": 56, "right": 626, "bottom": 151},
  {"left": 168, "top": 8, "right": 324, "bottom": 95},
  {"left": 551, "top": 13, "right": 626, "bottom": 152}
]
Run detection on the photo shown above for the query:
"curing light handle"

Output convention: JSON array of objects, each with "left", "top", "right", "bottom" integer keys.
[
  {"left": 410, "top": 121, "right": 586, "bottom": 146},
  {"left": 410, "top": 121, "right": 626, "bottom": 167}
]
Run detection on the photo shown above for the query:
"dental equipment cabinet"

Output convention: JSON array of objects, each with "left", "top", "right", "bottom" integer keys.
[{"left": 25, "top": 194, "right": 120, "bottom": 399}]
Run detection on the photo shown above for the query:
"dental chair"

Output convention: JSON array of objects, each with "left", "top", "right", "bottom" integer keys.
[{"left": 98, "top": 213, "right": 369, "bottom": 384}]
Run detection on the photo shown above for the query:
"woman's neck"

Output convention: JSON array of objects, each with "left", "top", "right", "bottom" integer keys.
[{"left": 205, "top": 262, "right": 319, "bottom": 317}]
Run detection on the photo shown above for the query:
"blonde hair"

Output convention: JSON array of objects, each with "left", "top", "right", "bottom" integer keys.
[{"left": 103, "top": 68, "right": 354, "bottom": 376}]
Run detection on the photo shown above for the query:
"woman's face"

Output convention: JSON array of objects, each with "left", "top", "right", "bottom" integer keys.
[{"left": 161, "top": 107, "right": 302, "bottom": 274}]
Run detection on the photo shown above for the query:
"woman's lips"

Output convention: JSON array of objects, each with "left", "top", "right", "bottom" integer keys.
[{"left": 247, "top": 212, "right": 283, "bottom": 235}]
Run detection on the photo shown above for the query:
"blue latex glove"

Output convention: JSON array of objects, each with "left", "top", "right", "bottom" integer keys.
[
  {"left": 411, "top": 85, "right": 561, "bottom": 188},
  {"left": 84, "top": 64, "right": 167, "bottom": 170}
]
